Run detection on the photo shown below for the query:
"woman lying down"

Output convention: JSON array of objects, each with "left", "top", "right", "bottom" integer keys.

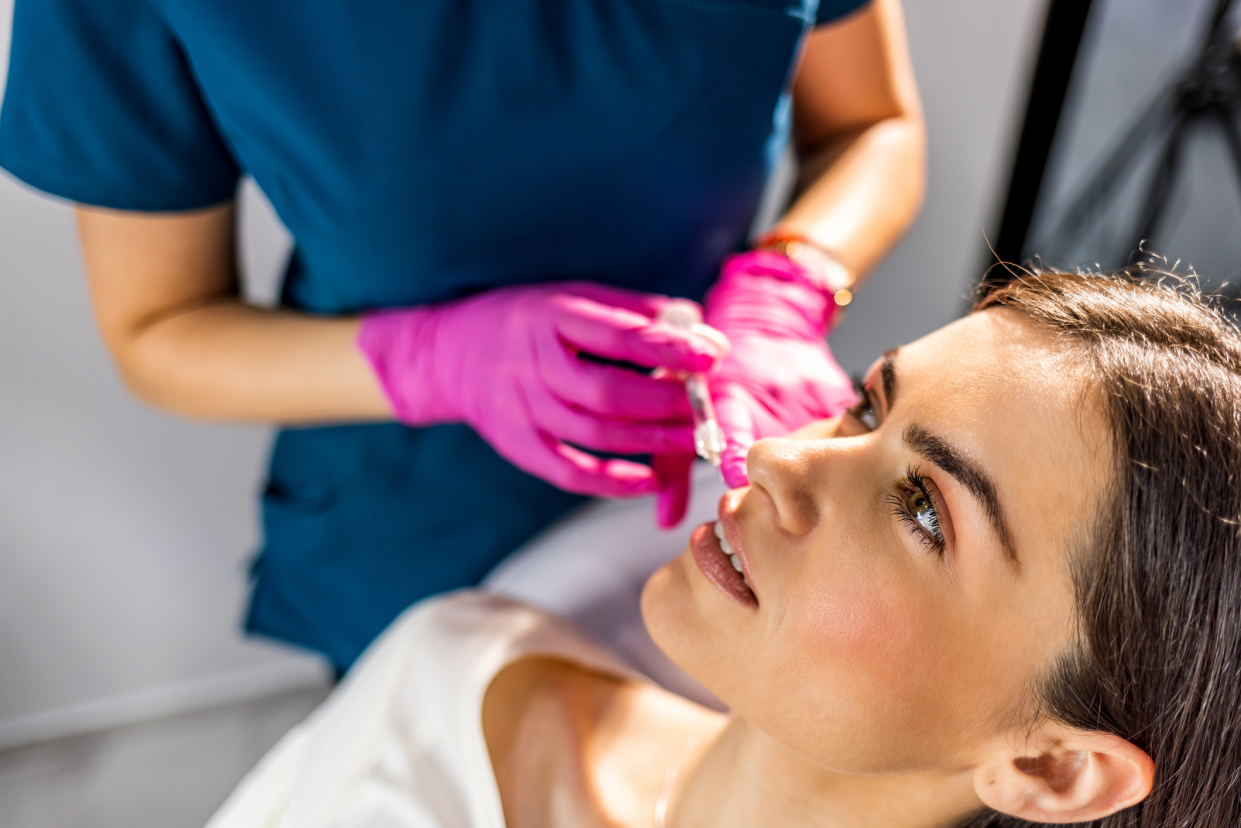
[{"left": 208, "top": 269, "right": 1241, "bottom": 828}]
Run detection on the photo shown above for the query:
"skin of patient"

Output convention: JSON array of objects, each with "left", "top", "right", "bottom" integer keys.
[{"left": 483, "top": 308, "right": 1153, "bottom": 828}]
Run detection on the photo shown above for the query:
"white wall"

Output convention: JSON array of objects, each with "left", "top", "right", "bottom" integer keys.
[
  {"left": 0, "top": 0, "right": 1045, "bottom": 747},
  {"left": 0, "top": 2, "right": 325, "bottom": 749}
]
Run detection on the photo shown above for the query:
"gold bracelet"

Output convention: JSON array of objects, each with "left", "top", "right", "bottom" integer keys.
[{"left": 753, "top": 231, "right": 854, "bottom": 307}]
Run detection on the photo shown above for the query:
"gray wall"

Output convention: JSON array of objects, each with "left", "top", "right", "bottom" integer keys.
[
  {"left": 830, "top": 0, "right": 1047, "bottom": 373},
  {"left": 0, "top": 0, "right": 1046, "bottom": 746}
]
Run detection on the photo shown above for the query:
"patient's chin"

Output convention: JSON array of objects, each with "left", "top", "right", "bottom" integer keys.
[
  {"left": 639, "top": 559, "right": 676, "bottom": 632},
  {"left": 632, "top": 564, "right": 727, "bottom": 710},
  {"left": 641, "top": 556, "right": 684, "bottom": 633},
  {"left": 640, "top": 554, "right": 708, "bottom": 672}
]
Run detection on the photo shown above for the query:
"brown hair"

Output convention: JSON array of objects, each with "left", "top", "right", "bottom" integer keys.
[{"left": 955, "top": 267, "right": 1241, "bottom": 827}]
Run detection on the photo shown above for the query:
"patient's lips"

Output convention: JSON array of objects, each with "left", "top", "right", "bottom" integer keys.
[{"left": 691, "top": 520, "right": 758, "bottom": 608}]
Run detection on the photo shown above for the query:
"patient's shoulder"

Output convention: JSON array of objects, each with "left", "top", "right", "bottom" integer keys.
[{"left": 483, "top": 655, "right": 629, "bottom": 825}]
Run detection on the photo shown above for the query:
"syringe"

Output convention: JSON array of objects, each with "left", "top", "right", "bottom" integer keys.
[{"left": 658, "top": 301, "right": 726, "bottom": 468}]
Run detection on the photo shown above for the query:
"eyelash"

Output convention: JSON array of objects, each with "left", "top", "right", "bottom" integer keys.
[
  {"left": 847, "top": 377, "right": 879, "bottom": 431},
  {"left": 887, "top": 467, "right": 947, "bottom": 558}
]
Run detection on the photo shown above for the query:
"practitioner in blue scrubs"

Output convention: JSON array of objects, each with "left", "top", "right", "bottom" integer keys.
[{"left": 0, "top": 0, "right": 925, "bottom": 672}]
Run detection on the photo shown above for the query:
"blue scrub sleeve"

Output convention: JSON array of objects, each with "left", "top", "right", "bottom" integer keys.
[
  {"left": 816, "top": 0, "right": 872, "bottom": 25},
  {"left": 0, "top": 0, "right": 240, "bottom": 210}
]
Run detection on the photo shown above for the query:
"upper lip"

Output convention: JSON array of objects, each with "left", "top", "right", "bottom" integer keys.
[{"left": 717, "top": 493, "right": 759, "bottom": 603}]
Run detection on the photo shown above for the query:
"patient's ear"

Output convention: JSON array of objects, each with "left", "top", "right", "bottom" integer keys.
[{"left": 973, "top": 721, "right": 1154, "bottom": 823}]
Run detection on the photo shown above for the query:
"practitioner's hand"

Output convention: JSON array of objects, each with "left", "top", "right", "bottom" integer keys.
[
  {"left": 652, "top": 251, "right": 855, "bottom": 525},
  {"left": 357, "top": 282, "right": 725, "bottom": 498},
  {"left": 705, "top": 250, "right": 856, "bottom": 487}
]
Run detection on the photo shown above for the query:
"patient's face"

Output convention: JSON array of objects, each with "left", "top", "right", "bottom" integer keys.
[{"left": 642, "top": 308, "right": 1111, "bottom": 773}]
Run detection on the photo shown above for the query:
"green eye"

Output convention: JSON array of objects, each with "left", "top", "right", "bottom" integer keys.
[
  {"left": 907, "top": 488, "right": 937, "bottom": 535},
  {"left": 891, "top": 468, "right": 946, "bottom": 556}
]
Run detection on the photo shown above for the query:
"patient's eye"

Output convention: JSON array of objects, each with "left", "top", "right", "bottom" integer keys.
[
  {"left": 890, "top": 467, "right": 946, "bottom": 557},
  {"left": 846, "top": 378, "right": 879, "bottom": 431},
  {"left": 907, "top": 488, "right": 936, "bottom": 534}
]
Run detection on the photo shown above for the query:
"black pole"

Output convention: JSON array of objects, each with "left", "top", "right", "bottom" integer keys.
[{"left": 988, "top": 0, "right": 1096, "bottom": 277}]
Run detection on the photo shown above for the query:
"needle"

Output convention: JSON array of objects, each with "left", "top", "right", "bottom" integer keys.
[{"left": 658, "top": 301, "right": 725, "bottom": 468}]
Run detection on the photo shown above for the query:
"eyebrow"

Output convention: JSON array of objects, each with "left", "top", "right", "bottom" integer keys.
[
  {"left": 880, "top": 350, "right": 1019, "bottom": 567},
  {"left": 881, "top": 349, "right": 898, "bottom": 410},
  {"left": 904, "top": 424, "right": 1019, "bottom": 566}
]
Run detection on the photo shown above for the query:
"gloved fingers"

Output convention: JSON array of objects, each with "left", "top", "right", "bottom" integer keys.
[
  {"left": 541, "top": 341, "right": 693, "bottom": 420},
  {"left": 712, "top": 387, "right": 757, "bottom": 488},
  {"left": 554, "top": 295, "right": 723, "bottom": 373},
  {"left": 474, "top": 394, "right": 659, "bottom": 497},
  {"left": 805, "top": 379, "right": 862, "bottom": 424},
  {"left": 806, "top": 352, "right": 860, "bottom": 416},
  {"left": 688, "top": 322, "right": 731, "bottom": 360},
  {"left": 559, "top": 365, "right": 694, "bottom": 420},
  {"left": 533, "top": 396, "right": 695, "bottom": 455},
  {"left": 563, "top": 286, "right": 728, "bottom": 357},
  {"left": 531, "top": 432, "right": 659, "bottom": 498},
  {"left": 652, "top": 451, "right": 695, "bottom": 529},
  {"left": 560, "top": 281, "right": 677, "bottom": 319},
  {"left": 705, "top": 267, "right": 830, "bottom": 343},
  {"left": 718, "top": 443, "right": 751, "bottom": 489}
]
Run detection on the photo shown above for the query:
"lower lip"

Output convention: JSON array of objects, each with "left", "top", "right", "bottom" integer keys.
[{"left": 690, "top": 523, "right": 758, "bottom": 608}]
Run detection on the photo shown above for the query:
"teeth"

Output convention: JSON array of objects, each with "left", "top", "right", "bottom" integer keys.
[{"left": 714, "top": 522, "right": 745, "bottom": 578}]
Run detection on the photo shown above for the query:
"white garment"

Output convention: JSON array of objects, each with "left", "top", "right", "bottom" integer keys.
[
  {"left": 485, "top": 460, "right": 727, "bottom": 707},
  {"left": 206, "top": 592, "right": 641, "bottom": 828}
]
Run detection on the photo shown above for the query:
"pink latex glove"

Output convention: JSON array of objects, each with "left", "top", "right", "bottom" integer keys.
[
  {"left": 653, "top": 251, "right": 857, "bottom": 523},
  {"left": 358, "top": 282, "right": 725, "bottom": 498}
]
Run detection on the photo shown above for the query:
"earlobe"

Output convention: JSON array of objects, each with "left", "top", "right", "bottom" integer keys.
[{"left": 974, "top": 726, "right": 1154, "bottom": 823}]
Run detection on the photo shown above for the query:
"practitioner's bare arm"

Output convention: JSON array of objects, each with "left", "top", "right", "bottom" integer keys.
[
  {"left": 77, "top": 201, "right": 392, "bottom": 422},
  {"left": 781, "top": 0, "right": 926, "bottom": 284}
]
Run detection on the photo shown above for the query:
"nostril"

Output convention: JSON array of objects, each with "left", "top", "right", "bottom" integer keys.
[{"left": 747, "top": 437, "right": 821, "bottom": 536}]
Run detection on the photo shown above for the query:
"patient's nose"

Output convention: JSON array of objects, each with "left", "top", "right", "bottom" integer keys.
[{"left": 746, "top": 437, "right": 822, "bottom": 536}]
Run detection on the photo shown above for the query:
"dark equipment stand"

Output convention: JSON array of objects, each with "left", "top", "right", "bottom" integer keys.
[
  {"left": 990, "top": 0, "right": 1241, "bottom": 282},
  {"left": 990, "top": 0, "right": 1096, "bottom": 271}
]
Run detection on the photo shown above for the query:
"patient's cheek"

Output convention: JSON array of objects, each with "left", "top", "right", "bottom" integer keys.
[
  {"left": 792, "top": 559, "right": 948, "bottom": 712},
  {"left": 760, "top": 572, "right": 957, "bottom": 770},
  {"left": 801, "top": 573, "right": 919, "bottom": 672},
  {"left": 788, "top": 571, "right": 1002, "bottom": 767}
]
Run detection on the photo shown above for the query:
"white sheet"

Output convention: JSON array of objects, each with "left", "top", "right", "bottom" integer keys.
[{"left": 206, "top": 593, "right": 640, "bottom": 828}]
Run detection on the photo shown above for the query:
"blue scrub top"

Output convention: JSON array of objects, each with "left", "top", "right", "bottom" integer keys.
[{"left": 1, "top": 0, "right": 869, "bottom": 671}]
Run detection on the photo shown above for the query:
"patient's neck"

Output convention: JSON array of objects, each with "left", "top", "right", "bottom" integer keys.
[{"left": 670, "top": 717, "right": 981, "bottom": 828}]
